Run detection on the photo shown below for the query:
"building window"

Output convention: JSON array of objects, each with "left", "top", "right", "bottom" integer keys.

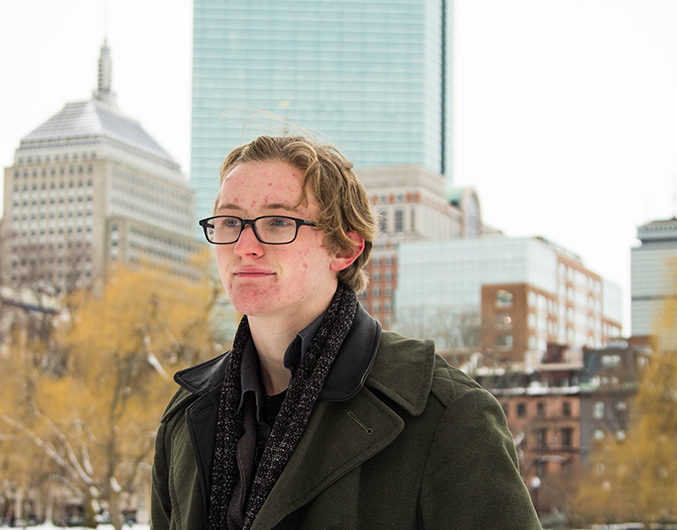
[
  {"left": 561, "top": 427, "right": 573, "bottom": 449},
  {"left": 562, "top": 402, "right": 571, "bottom": 417},
  {"left": 537, "top": 402, "right": 545, "bottom": 418},
  {"left": 535, "top": 429, "right": 547, "bottom": 450},
  {"left": 517, "top": 402, "right": 527, "bottom": 417},
  {"left": 394, "top": 209, "right": 404, "bottom": 232},
  {"left": 601, "top": 354, "right": 621, "bottom": 367},
  {"left": 593, "top": 401, "right": 605, "bottom": 419},
  {"left": 378, "top": 210, "right": 387, "bottom": 233},
  {"left": 496, "top": 289, "right": 513, "bottom": 307},
  {"left": 496, "top": 334, "right": 513, "bottom": 350},
  {"left": 497, "top": 313, "right": 512, "bottom": 327}
]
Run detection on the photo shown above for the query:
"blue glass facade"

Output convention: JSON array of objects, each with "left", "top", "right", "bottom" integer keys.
[{"left": 191, "top": 0, "right": 453, "bottom": 223}]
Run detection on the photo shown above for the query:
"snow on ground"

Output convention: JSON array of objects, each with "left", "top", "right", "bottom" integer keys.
[{"left": 14, "top": 523, "right": 150, "bottom": 530}]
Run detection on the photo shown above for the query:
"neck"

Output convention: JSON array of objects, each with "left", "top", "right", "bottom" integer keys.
[
  {"left": 249, "top": 324, "right": 294, "bottom": 395},
  {"left": 248, "top": 283, "right": 338, "bottom": 395}
]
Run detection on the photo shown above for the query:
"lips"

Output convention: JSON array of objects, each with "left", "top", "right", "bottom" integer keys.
[{"left": 234, "top": 268, "right": 274, "bottom": 278}]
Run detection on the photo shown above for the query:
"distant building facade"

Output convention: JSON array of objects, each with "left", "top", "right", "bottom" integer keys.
[
  {"left": 1, "top": 43, "right": 203, "bottom": 291},
  {"left": 475, "top": 340, "right": 645, "bottom": 520},
  {"left": 191, "top": 0, "right": 454, "bottom": 223},
  {"left": 356, "top": 165, "right": 489, "bottom": 328},
  {"left": 495, "top": 382, "right": 581, "bottom": 517},
  {"left": 476, "top": 343, "right": 584, "bottom": 518},
  {"left": 396, "top": 236, "right": 623, "bottom": 367},
  {"left": 631, "top": 217, "right": 677, "bottom": 336},
  {"left": 578, "top": 341, "right": 646, "bottom": 462}
]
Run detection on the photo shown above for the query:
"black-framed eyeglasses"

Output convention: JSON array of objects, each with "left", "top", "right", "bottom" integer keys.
[{"left": 198, "top": 215, "right": 317, "bottom": 245}]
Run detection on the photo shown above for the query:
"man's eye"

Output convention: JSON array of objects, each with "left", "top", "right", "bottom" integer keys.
[
  {"left": 221, "top": 218, "right": 240, "bottom": 228},
  {"left": 267, "top": 217, "right": 294, "bottom": 228}
]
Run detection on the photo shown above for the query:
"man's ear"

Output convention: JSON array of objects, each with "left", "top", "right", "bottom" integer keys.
[{"left": 330, "top": 231, "right": 365, "bottom": 272}]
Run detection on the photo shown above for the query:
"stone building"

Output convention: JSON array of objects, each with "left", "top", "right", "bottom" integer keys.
[
  {"left": 631, "top": 217, "right": 677, "bottom": 338},
  {"left": 1, "top": 41, "right": 203, "bottom": 294}
]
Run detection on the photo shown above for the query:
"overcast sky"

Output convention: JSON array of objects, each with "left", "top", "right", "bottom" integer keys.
[{"left": 2, "top": 0, "right": 677, "bottom": 332}]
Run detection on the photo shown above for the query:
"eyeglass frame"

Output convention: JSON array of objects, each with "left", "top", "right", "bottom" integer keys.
[{"left": 198, "top": 215, "right": 318, "bottom": 245}]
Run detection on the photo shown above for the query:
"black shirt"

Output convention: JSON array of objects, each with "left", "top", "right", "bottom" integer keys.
[{"left": 227, "top": 313, "right": 325, "bottom": 527}]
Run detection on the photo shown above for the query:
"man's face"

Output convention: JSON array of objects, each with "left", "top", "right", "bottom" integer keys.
[{"left": 213, "top": 160, "right": 339, "bottom": 322}]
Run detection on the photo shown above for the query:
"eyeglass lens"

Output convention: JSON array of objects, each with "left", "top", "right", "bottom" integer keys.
[{"left": 206, "top": 216, "right": 300, "bottom": 244}]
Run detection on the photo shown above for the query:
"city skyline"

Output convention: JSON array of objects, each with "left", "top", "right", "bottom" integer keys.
[{"left": 2, "top": 0, "right": 677, "bottom": 332}]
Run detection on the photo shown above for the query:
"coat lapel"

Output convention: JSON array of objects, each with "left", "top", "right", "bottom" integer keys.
[{"left": 252, "top": 387, "right": 403, "bottom": 529}]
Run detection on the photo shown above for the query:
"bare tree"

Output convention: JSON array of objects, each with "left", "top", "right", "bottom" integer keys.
[{"left": 394, "top": 307, "right": 480, "bottom": 365}]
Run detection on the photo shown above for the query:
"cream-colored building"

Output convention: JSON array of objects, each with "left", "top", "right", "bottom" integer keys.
[{"left": 1, "top": 42, "right": 203, "bottom": 291}]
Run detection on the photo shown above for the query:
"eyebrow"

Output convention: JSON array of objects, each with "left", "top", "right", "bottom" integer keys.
[{"left": 215, "top": 202, "right": 299, "bottom": 213}]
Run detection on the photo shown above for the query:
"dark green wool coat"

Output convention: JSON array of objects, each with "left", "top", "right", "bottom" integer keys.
[{"left": 151, "top": 327, "right": 541, "bottom": 529}]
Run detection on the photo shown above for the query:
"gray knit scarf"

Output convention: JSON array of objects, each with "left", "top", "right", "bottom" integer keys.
[{"left": 208, "top": 283, "right": 358, "bottom": 529}]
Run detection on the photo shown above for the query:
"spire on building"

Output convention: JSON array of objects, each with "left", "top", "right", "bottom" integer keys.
[
  {"left": 20, "top": 39, "right": 178, "bottom": 171},
  {"left": 94, "top": 38, "right": 116, "bottom": 106}
]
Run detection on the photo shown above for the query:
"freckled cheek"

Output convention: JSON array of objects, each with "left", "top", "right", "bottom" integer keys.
[
  {"left": 296, "top": 250, "right": 312, "bottom": 272},
  {"left": 286, "top": 253, "right": 311, "bottom": 287}
]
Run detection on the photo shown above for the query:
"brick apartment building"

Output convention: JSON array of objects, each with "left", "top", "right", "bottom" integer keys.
[{"left": 476, "top": 341, "right": 646, "bottom": 519}]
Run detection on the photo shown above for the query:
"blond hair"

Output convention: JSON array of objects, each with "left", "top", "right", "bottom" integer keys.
[{"left": 218, "top": 136, "right": 374, "bottom": 292}]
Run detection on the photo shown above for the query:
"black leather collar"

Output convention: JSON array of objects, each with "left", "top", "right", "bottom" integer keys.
[{"left": 174, "top": 303, "right": 382, "bottom": 402}]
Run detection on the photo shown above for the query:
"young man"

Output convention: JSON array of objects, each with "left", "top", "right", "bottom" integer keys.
[{"left": 151, "top": 136, "right": 541, "bottom": 529}]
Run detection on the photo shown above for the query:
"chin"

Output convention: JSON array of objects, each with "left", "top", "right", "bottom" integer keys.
[{"left": 229, "top": 293, "right": 279, "bottom": 317}]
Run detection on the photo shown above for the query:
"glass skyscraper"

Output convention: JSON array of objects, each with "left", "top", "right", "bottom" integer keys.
[{"left": 191, "top": 0, "right": 453, "bottom": 222}]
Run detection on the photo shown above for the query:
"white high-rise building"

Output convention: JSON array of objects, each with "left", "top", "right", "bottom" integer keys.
[
  {"left": 631, "top": 218, "right": 677, "bottom": 336},
  {"left": 1, "top": 42, "right": 203, "bottom": 291}
]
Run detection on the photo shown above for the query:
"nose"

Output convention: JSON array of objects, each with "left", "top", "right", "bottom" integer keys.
[{"left": 233, "top": 224, "right": 264, "bottom": 257}]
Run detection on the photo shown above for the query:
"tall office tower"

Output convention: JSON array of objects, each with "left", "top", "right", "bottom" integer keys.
[
  {"left": 631, "top": 218, "right": 677, "bottom": 336},
  {"left": 191, "top": 0, "right": 453, "bottom": 222},
  {"left": 1, "top": 42, "right": 203, "bottom": 292}
]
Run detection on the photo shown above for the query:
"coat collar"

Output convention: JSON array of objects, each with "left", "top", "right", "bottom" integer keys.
[
  {"left": 365, "top": 331, "right": 436, "bottom": 416},
  {"left": 172, "top": 302, "right": 382, "bottom": 403},
  {"left": 165, "top": 308, "right": 438, "bottom": 422},
  {"left": 253, "top": 332, "right": 437, "bottom": 529}
]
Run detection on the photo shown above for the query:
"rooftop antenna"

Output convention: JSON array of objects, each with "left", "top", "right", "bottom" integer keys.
[
  {"left": 94, "top": 0, "right": 117, "bottom": 106},
  {"left": 103, "top": 0, "right": 110, "bottom": 41}
]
